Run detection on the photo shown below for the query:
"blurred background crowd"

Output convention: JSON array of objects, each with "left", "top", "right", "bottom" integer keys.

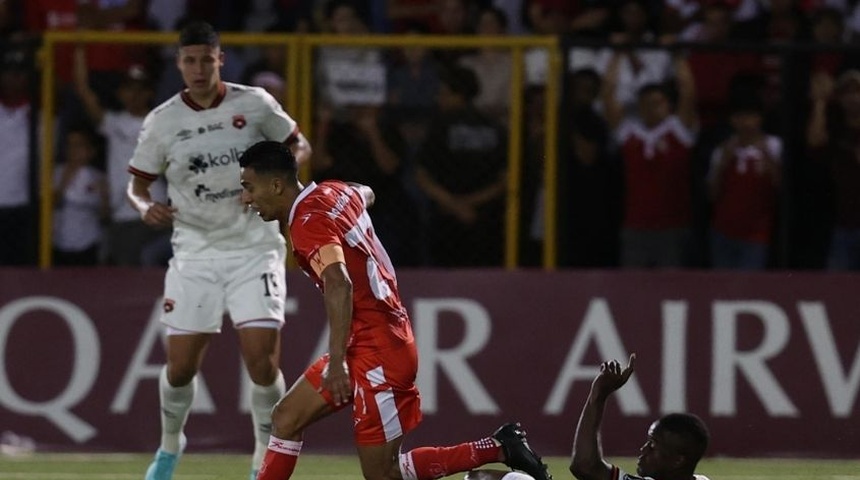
[{"left": 2, "top": 0, "right": 860, "bottom": 271}]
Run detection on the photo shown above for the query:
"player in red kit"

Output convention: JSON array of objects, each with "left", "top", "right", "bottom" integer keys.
[{"left": 238, "top": 140, "right": 552, "bottom": 480}]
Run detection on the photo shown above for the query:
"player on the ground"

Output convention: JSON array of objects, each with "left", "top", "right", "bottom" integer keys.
[
  {"left": 569, "top": 354, "right": 711, "bottom": 480},
  {"left": 238, "top": 140, "right": 552, "bottom": 480},
  {"left": 126, "top": 21, "right": 311, "bottom": 480}
]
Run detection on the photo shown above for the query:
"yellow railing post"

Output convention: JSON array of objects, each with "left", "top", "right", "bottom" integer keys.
[
  {"left": 38, "top": 37, "right": 56, "bottom": 270},
  {"left": 505, "top": 47, "right": 525, "bottom": 270},
  {"left": 543, "top": 45, "right": 562, "bottom": 270}
]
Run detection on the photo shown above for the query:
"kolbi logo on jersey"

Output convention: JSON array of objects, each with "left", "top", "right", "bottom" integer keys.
[
  {"left": 187, "top": 148, "right": 246, "bottom": 175},
  {"left": 189, "top": 155, "right": 208, "bottom": 174}
]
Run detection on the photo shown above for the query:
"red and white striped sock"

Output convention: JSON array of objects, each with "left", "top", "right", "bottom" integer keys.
[
  {"left": 399, "top": 437, "right": 501, "bottom": 480},
  {"left": 256, "top": 437, "right": 302, "bottom": 480}
]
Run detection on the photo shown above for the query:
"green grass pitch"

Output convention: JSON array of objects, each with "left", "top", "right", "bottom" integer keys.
[{"left": 2, "top": 454, "right": 860, "bottom": 479}]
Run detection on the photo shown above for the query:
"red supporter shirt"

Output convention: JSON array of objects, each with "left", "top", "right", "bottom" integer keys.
[
  {"left": 289, "top": 181, "right": 413, "bottom": 356},
  {"left": 688, "top": 51, "right": 761, "bottom": 128},
  {"left": 25, "top": 0, "right": 144, "bottom": 82},
  {"left": 710, "top": 136, "right": 782, "bottom": 243},
  {"left": 617, "top": 115, "right": 695, "bottom": 230}
]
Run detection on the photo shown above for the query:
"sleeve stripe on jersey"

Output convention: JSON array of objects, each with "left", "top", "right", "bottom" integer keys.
[
  {"left": 128, "top": 165, "right": 159, "bottom": 181},
  {"left": 283, "top": 126, "right": 300, "bottom": 146}
]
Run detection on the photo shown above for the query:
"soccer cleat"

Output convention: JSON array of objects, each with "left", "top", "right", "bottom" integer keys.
[
  {"left": 492, "top": 423, "right": 552, "bottom": 480},
  {"left": 144, "top": 434, "right": 187, "bottom": 480},
  {"left": 249, "top": 469, "right": 259, "bottom": 480}
]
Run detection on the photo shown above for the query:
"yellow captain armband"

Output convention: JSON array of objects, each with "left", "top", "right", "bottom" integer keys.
[{"left": 309, "top": 244, "right": 346, "bottom": 277}]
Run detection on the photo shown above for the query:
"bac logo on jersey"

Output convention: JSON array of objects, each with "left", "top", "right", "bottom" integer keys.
[
  {"left": 163, "top": 298, "right": 175, "bottom": 313},
  {"left": 232, "top": 115, "right": 247, "bottom": 129}
]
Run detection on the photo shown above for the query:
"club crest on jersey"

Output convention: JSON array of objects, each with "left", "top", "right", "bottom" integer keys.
[
  {"left": 163, "top": 298, "right": 175, "bottom": 313},
  {"left": 232, "top": 114, "right": 247, "bottom": 129}
]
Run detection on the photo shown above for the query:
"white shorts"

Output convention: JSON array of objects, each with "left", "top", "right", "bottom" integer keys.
[{"left": 161, "top": 247, "right": 287, "bottom": 333}]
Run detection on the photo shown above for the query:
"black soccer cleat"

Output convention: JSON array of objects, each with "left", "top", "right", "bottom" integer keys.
[{"left": 492, "top": 422, "right": 553, "bottom": 480}]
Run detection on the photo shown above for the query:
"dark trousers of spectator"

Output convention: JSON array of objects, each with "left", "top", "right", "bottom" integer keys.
[
  {"left": 0, "top": 206, "right": 37, "bottom": 266},
  {"left": 827, "top": 227, "right": 860, "bottom": 271},
  {"left": 53, "top": 245, "right": 99, "bottom": 266},
  {"left": 621, "top": 227, "right": 690, "bottom": 269},
  {"left": 710, "top": 231, "right": 767, "bottom": 270}
]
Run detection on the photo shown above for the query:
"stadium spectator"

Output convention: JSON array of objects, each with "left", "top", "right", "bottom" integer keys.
[
  {"left": 807, "top": 69, "right": 860, "bottom": 270},
  {"left": 415, "top": 65, "right": 508, "bottom": 267},
  {"left": 387, "top": 23, "right": 442, "bottom": 114},
  {"left": 708, "top": 99, "right": 782, "bottom": 270},
  {"left": 570, "top": 0, "right": 672, "bottom": 117},
  {"left": 386, "top": 0, "right": 439, "bottom": 32},
  {"left": 0, "top": 44, "right": 36, "bottom": 266},
  {"left": 73, "top": 45, "right": 171, "bottom": 266},
  {"left": 603, "top": 52, "right": 698, "bottom": 268},
  {"left": 806, "top": 7, "right": 855, "bottom": 76},
  {"left": 237, "top": 140, "right": 552, "bottom": 480},
  {"left": 52, "top": 124, "right": 109, "bottom": 266},
  {"left": 684, "top": 2, "right": 762, "bottom": 130},
  {"left": 0, "top": 0, "right": 22, "bottom": 36},
  {"left": 240, "top": 24, "right": 291, "bottom": 95},
  {"left": 525, "top": 0, "right": 574, "bottom": 87},
  {"left": 127, "top": 21, "right": 312, "bottom": 480},
  {"left": 561, "top": 102, "right": 622, "bottom": 268},
  {"left": 29, "top": 0, "right": 152, "bottom": 122},
  {"left": 569, "top": 354, "right": 712, "bottom": 480},
  {"left": 317, "top": 0, "right": 386, "bottom": 112},
  {"left": 459, "top": 6, "right": 514, "bottom": 121},
  {"left": 312, "top": 104, "right": 423, "bottom": 266}
]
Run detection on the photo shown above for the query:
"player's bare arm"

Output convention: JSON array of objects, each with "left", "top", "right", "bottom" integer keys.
[
  {"left": 570, "top": 354, "right": 636, "bottom": 480},
  {"left": 289, "top": 132, "right": 313, "bottom": 166},
  {"left": 314, "top": 244, "right": 353, "bottom": 406},
  {"left": 127, "top": 175, "right": 175, "bottom": 228}
]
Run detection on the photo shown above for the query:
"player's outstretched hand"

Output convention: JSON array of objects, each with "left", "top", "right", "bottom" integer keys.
[
  {"left": 591, "top": 353, "right": 636, "bottom": 400},
  {"left": 142, "top": 202, "right": 177, "bottom": 229}
]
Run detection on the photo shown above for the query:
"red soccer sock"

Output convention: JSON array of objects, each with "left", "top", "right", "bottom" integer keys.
[
  {"left": 256, "top": 437, "right": 302, "bottom": 480},
  {"left": 400, "top": 437, "right": 501, "bottom": 480}
]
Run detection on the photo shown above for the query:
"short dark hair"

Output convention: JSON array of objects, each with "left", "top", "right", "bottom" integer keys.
[
  {"left": 655, "top": 413, "right": 710, "bottom": 466},
  {"left": 239, "top": 141, "right": 298, "bottom": 177},
  {"left": 480, "top": 6, "right": 509, "bottom": 30},
  {"left": 179, "top": 20, "right": 220, "bottom": 47},
  {"left": 440, "top": 65, "right": 480, "bottom": 101}
]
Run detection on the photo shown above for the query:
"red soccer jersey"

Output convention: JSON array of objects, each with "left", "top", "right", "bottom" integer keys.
[
  {"left": 289, "top": 181, "right": 413, "bottom": 355},
  {"left": 710, "top": 136, "right": 782, "bottom": 244},
  {"left": 618, "top": 115, "right": 695, "bottom": 230}
]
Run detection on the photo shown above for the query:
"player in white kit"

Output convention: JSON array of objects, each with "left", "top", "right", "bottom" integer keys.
[
  {"left": 126, "top": 21, "right": 311, "bottom": 480},
  {"left": 569, "top": 354, "right": 711, "bottom": 480}
]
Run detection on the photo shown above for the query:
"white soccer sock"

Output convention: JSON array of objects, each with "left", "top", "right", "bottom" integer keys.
[
  {"left": 250, "top": 370, "right": 286, "bottom": 470},
  {"left": 158, "top": 366, "right": 196, "bottom": 454}
]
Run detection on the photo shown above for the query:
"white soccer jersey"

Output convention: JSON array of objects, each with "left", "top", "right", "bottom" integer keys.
[
  {"left": 612, "top": 465, "right": 710, "bottom": 480},
  {"left": 129, "top": 82, "right": 297, "bottom": 259}
]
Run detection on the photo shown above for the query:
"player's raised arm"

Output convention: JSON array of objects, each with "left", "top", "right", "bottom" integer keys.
[
  {"left": 570, "top": 354, "right": 636, "bottom": 480},
  {"left": 289, "top": 131, "right": 313, "bottom": 166}
]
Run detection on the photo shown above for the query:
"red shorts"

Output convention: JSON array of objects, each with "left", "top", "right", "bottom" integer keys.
[{"left": 304, "top": 342, "right": 423, "bottom": 445}]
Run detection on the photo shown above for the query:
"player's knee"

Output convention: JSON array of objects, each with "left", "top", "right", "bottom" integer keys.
[
  {"left": 245, "top": 358, "right": 279, "bottom": 385},
  {"left": 270, "top": 400, "right": 302, "bottom": 438},
  {"left": 166, "top": 364, "right": 197, "bottom": 387}
]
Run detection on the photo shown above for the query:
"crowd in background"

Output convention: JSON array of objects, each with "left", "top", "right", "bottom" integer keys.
[{"left": 2, "top": 0, "right": 860, "bottom": 270}]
